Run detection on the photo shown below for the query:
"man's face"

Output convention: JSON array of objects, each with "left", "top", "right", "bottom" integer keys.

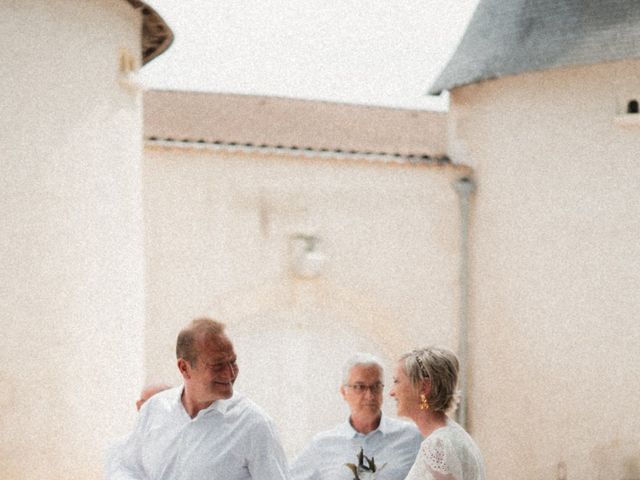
[
  {"left": 340, "top": 365, "right": 384, "bottom": 419},
  {"left": 181, "top": 333, "right": 239, "bottom": 403}
]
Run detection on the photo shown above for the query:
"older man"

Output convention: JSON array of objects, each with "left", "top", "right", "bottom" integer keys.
[
  {"left": 110, "top": 318, "right": 291, "bottom": 480},
  {"left": 291, "top": 353, "right": 422, "bottom": 480}
]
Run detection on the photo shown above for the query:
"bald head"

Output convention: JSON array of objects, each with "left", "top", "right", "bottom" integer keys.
[
  {"left": 176, "top": 317, "right": 227, "bottom": 367},
  {"left": 136, "top": 383, "right": 171, "bottom": 411}
]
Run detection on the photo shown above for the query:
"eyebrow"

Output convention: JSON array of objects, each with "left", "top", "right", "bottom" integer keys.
[{"left": 206, "top": 356, "right": 237, "bottom": 365}]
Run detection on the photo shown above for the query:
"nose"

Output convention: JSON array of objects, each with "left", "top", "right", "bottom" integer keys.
[
  {"left": 364, "top": 387, "right": 376, "bottom": 399},
  {"left": 222, "top": 361, "right": 237, "bottom": 380}
]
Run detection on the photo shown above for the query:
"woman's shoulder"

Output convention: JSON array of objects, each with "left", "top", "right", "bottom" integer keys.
[
  {"left": 419, "top": 418, "right": 485, "bottom": 479},
  {"left": 421, "top": 418, "right": 458, "bottom": 445},
  {"left": 418, "top": 420, "right": 458, "bottom": 461},
  {"left": 420, "top": 419, "right": 480, "bottom": 459}
]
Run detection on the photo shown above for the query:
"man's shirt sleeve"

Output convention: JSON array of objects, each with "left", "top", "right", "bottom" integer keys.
[
  {"left": 247, "top": 416, "right": 293, "bottom": 480},
  {"left": 290, "top": 438, "right": 320, "bottom": 480},
  {"left": 105, "top": 409, "right": 148, "bottom": 480}
]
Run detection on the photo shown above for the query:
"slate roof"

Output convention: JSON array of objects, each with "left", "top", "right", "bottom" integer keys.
[
  {"left": 126, "top": 0, "right": 173, "bottom": 64},
  {"left": 428, "top": 0, "right": 640, "bottom": 94}
]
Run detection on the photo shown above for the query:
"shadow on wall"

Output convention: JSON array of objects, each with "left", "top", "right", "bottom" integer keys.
[{"left": 590, "top": 439, "right": 640, "bottom": 480}]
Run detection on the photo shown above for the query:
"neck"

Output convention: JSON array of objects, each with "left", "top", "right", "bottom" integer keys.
[
  {"left": 181, "top": 388, "right": 215, "bottom": 418},
  {"left": 414, "top": 410, "right": 447, "bottom": 437},
  {"left": 350, "top": 412, "right": 382, "bottom": 435}
]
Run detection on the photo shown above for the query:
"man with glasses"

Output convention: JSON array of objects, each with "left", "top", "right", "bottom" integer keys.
[{"left": 291, "top": 353, "right": 422, "bottom": 479}]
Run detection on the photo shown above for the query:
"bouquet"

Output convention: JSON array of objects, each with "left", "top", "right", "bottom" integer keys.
[{"left": 344, "top": 447, "right": 387, "bottom": 480}]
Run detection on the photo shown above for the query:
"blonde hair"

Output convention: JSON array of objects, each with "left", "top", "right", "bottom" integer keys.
[{"left": 400, "top": 346, "right": 460, "bottom": 413}]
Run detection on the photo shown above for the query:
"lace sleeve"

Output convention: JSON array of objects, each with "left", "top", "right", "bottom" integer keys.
[
  {"left": 420, "top": 436, "right": 462, "bottom": 480},
  {"left": 408, "top": 421, "right": 485, "bottom": 480}
]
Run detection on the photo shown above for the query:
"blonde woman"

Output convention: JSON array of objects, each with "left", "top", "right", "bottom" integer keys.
[{"left": 389, "top": 347, "right": 485, "bottom": 480}]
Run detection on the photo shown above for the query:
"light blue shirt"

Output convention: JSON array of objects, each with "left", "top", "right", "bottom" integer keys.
[{"left": 291, "top": 414, "right": 422, "bottom": 480}]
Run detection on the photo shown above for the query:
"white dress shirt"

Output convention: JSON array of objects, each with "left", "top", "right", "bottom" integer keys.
[
  {"left": 291, "top": 414, "right": 422, "bottom": 480},
  {"left": 108, "top": 386, "right": 291, "bottom": 480},
  {"left": 104, "top": 434, "right": 129, "bottom": 479}
]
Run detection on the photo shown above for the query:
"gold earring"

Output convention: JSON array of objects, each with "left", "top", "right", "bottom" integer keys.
[{"left": 420, "top": 393, "right": 429, "bottom": 410}]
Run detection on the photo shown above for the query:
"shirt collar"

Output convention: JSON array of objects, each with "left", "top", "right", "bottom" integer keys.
[
  {"left": 341, "top": 412, "right": 387, "bottom": 438},
  {"left": 175, "top": 385, "right": 234, "bottom": 417},
  {"left": 377, "top": 412, "right": 391, "bottom": 433},
  {"left": 199, "top": 396, "right": 230, "bottom": 415}
]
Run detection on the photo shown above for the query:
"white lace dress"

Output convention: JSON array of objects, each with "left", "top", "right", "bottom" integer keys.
[{"left": 404, "top": 418, "right": 485, "bottom": 480}]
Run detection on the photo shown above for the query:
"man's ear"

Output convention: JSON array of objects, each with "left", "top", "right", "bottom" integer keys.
[
  {"left": 339, "top": 384, "right": 347, "bottom": 400},
  {"left": 177, "top": 358, "right": 190, "bottom": 379}
]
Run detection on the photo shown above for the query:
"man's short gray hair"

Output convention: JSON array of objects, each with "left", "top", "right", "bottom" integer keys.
[{"left": 341, "top": 352, "right": 385, "bottom": 385}]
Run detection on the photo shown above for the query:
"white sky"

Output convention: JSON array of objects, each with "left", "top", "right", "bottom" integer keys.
[{"left": 141, "top": 1, "right": 481, "bottom": 111}]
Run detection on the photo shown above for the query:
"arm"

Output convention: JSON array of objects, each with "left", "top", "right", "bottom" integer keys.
[
  {"left": 419, "top": 436, "right": 461, "bottom": 480},
  {"left": 246, "top": 417, "right": 293, "bottom": 480},
  {"left": 105, "top": 413, "right": 148, "bottom": 480},
  {"left": 290, "top": 439, "right": 321, "bottom": 480}
]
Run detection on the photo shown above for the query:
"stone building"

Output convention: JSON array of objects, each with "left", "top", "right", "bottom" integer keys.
[
  {"left": 3, "top": 1, "right": 640, "bottom": 479},
  {"left": 1, "top": 1, "right": 171, "bottom": 478},
  {"left": 430, "top": 0, "right": 640, "bottom": 478}
]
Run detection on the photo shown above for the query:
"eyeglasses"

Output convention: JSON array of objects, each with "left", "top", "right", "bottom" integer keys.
[{"left": 345, "top": 383, "right": 384, "bottom": 394}]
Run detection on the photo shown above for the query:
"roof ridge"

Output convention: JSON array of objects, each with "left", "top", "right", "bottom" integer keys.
[{"left": 145, "top": 136, "right": 450, "bottom": 164}]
